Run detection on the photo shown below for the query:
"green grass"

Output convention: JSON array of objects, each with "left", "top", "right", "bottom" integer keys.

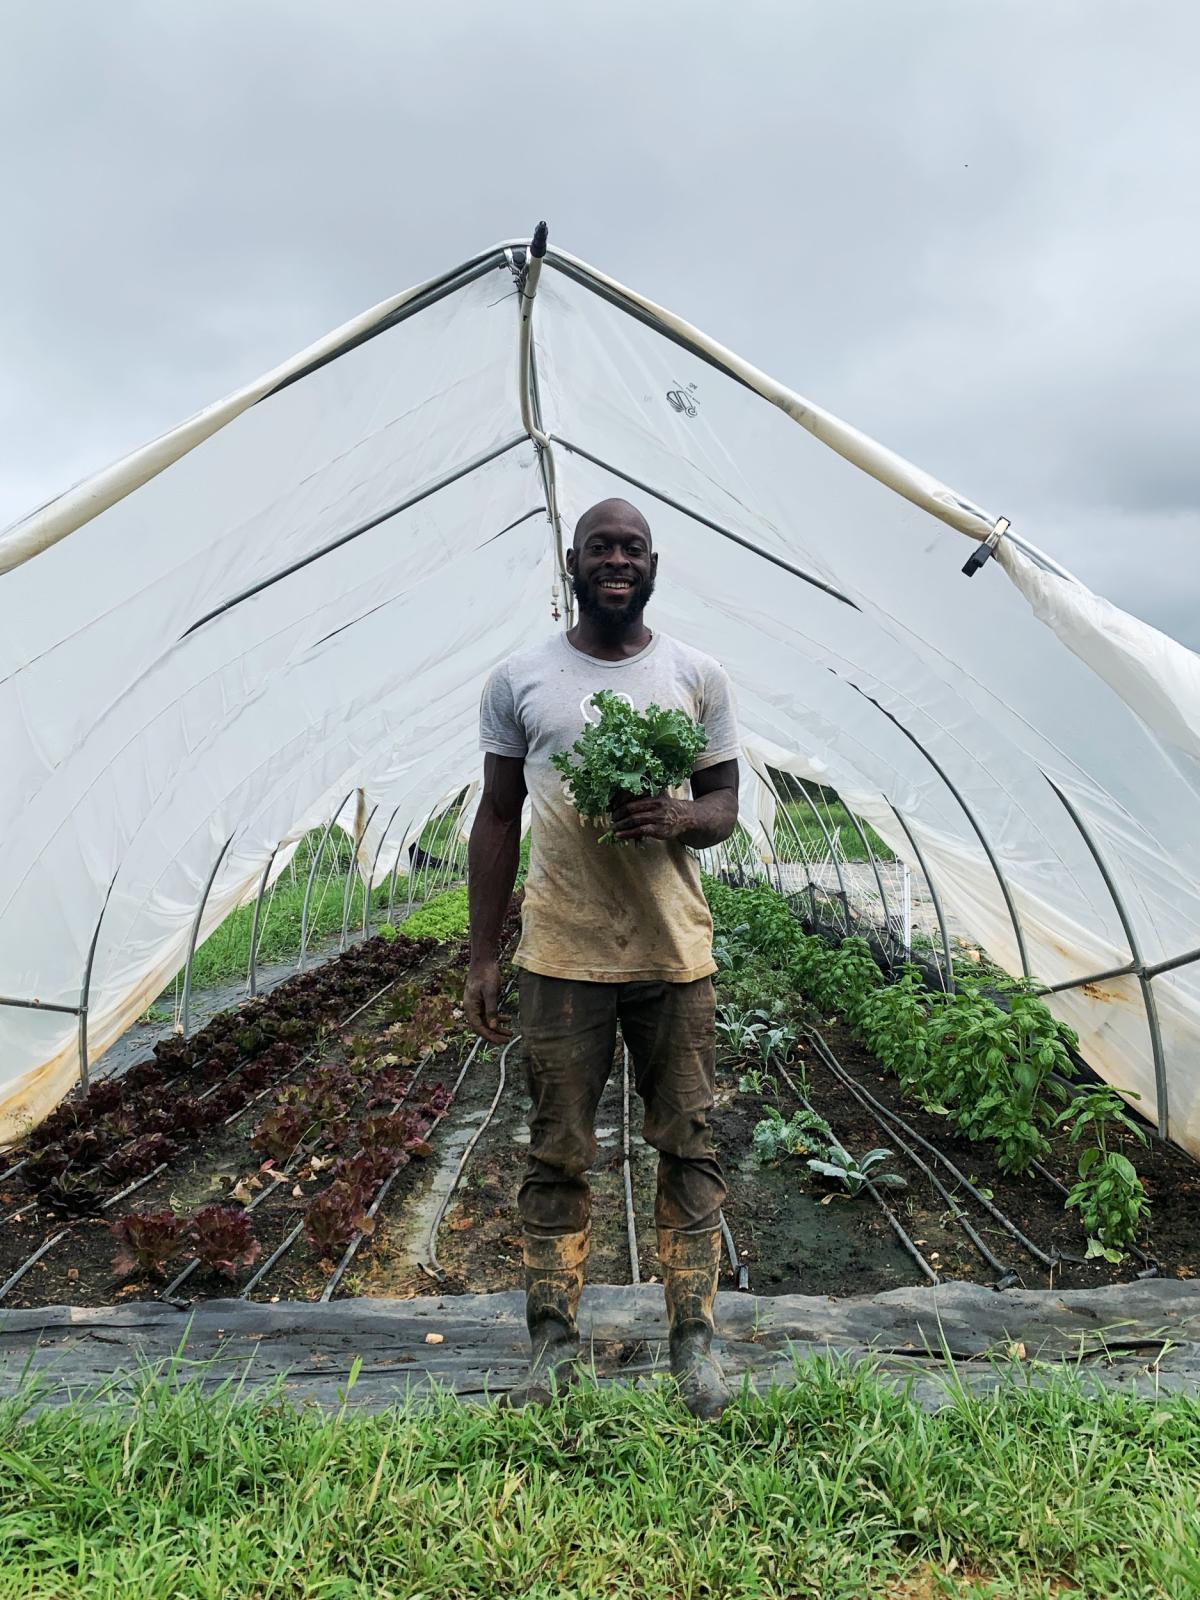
[
  {"left": 181, "top": 824, "right": 468, "bottom": 994},
  {"left": 0, "top": 1358, "right": 1196, "bottom": 1598},
  {"left": 779, "top": 800, "right": 895, "bottom": 864}
]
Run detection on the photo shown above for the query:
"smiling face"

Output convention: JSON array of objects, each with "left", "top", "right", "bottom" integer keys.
[{"left": 566, "top": 499, "right": 657, "bottom": 633}]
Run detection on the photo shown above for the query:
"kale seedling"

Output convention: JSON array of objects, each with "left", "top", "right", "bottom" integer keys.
[{"left": 551, "top": 689, "right": 708, "bottom": 843}]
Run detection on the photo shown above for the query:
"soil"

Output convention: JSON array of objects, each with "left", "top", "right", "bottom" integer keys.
[{"left": 3, "top": 950, "right": 1198, "bottom": 1311}]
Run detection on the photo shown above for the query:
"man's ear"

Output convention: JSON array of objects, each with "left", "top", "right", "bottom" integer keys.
[
  {"left": 565, "top": 546, "right": 577, "bottom": 573},
  {"left": 651, "top": 551, "right": 659, "bottom": 575}
]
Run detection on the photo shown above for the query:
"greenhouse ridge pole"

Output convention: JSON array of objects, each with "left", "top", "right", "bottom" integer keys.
[
  {"left": 181, "top": 835, "right": 235, "bottom": 1039},
  {"left": 516, "top": 221, "right": 574, "bottom": 627},
  {"left": 887, "top": 802, "right": 955, "bottom": 993},
  {"left": 790, "top": 781, "right": 851, "bottom": 934},
  {"left": 1044, "top": 776, "right": 1169, "bottom": 1140}
]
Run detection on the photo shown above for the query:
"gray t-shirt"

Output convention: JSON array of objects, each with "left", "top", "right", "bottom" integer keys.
[{"left": 479, "top": 630, "right": 740, "bottom": 983}]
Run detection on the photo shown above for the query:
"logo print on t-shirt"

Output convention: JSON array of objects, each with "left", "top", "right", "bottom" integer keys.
[{"left": 581, "top": 690, "right": 634, "bottom": 725}]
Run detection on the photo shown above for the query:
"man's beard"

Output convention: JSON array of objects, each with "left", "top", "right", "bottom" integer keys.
[{"left": 572, "top": 571, "right": 656, "bottom": 634}]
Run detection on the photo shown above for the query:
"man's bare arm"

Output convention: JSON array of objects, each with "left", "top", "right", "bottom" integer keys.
[
  {"left": 464, "top": 753, "right": 527, "bottom": 1043},
  {"left": 610, "top": 757, "right": 739, "bottom": 847}
]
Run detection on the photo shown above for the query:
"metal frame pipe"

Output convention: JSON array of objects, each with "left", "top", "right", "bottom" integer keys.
[
  {"left": 515, "top": 223, "right": 573, "bottom": 626},
  {"left": 843, "top": 681, "right": 1032, "bottom": 980},
  {"left": 886, "top": 802, "right": 955, "bottom": 992},
  {"left": 299, "top": 794, "right": 353, "bottom": 971},
  {"left": 247, "top": 844, "right": 280, "bottom": 998},
  {"left": 1144, "top": 944, "right": 1200, "bottom": 982},
  {"left": 76, "top": 871, "right": 119, "bottom": 1092},
  {"left": 789, "top": 779, "right": 851, "bottom": 934},
  {"left": 386, "top": 816, "right": 413, "bottom": 926},
  {"left": 181, "top": 835, "right": 235, "bottom": 1039},
  {"left": 405, "top": 808, "right": 435, "bottom": 917},
  {"left": 0, "top": 995, "right": 80, "bottom": 1015},
  {"left": 1044, "top": 776, "right": 1169, "bottom": 1140},
  {"left": 1037, "top": 960, "right": 1138, "bottom": 997},
  {"left": 766, "top": 783, "right": 816, "bottom": 913},
  {"left": 341, "top": 801, "right": 379, "bottom": 951},
  {"left": 842, "top": 805, "right": 898, "bottom": 953},
  {"left": 364, "top": 805, "right": 402, "bottom": 936}
]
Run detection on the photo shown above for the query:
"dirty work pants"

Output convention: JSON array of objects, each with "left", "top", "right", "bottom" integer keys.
[{"left": 517, "top": 970, "right": 727, "bottom": 1238}]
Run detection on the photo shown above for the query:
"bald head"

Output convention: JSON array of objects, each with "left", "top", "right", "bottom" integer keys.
[{"left": 571, "top": 498, "right": 652, "bottom": 552}]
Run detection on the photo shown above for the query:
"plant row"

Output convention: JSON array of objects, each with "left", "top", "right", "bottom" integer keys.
[
  {"left": 14, "top": 928, "right": 439, "bottom": 1216},
  {"left": 705, "top": 878, "right": 1150, "bottom": 1258}
]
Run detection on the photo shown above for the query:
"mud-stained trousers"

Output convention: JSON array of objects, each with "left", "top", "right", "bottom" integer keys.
[{"left": 516, "top": 969, "right": 727, "bottom": 1239}]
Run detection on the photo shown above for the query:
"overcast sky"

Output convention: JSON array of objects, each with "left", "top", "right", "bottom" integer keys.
[{"left": 3, "top": 1, "right": 1197, "bottom": 644}]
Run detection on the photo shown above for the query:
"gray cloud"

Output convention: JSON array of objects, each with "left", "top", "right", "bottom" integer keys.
[{"left": 2, "top": 0, "right": 1197, "bottom": 645}]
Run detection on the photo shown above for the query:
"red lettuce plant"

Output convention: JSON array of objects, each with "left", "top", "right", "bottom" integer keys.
[
  {"left": 168, "top": 1096, "right": 211, "bottom": 1138},
  {"left": 279, "top": 1064, "right": 352, "bottom": 1124},
  {"left": 83, "top": 1079, "right": 125, "bottom": 1116},
  {"left": 104, "top": 1133, "right": 178, "bottom": 1182},
  {"left": 188, "top": 1205, "right": 262, "bottom": 1278},
  {"left": 357, "top": 1111, "right": 433, "bottom": 1160},
  {"left": 304, "top": 1181, "right": 373, "bottom": 1262},
  {"left": 126, "top": 1061, "right": 168, "bottom": 1093},
  {"left": 332, "top": 1147, "right": 404, "bottom": 1193},
  {"left": 111, "top": 1209, "right": 189, "bottom": 1277},
  {"left": 251, "top": 1104, "right": 310, "bottom": 1164},
  {"left": 44, "top": 1172, "right": 107, "bottom": 1215}
]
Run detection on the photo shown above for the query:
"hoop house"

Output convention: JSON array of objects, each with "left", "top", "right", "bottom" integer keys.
[{"left": 2, "top": 228, "right": 1198, "bottom": 1157}]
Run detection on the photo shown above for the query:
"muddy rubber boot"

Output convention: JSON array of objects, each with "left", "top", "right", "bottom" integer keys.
[
  {"left": 659, "top": 1226, "right": 729, "bottom": 1421},
  {"left": 503, "top": 1229, "right": 588, "bottom": 1408}
]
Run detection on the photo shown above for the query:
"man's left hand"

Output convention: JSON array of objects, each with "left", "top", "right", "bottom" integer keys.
[{"left": 610, "top": 795, "right": 695, "bottom": 842}]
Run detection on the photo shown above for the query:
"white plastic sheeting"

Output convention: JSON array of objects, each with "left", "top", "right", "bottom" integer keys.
[{"left": 2, "top": 235, "right": 1198, "bottom": 1155}]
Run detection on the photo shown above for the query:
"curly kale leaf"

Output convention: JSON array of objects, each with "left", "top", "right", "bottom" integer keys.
[{"left": 550, "top": 690, "right": 708, "bottom": 842}]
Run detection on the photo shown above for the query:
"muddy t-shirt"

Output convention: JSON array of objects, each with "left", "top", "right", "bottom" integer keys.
[{"left": 479, "top": 631, "right": 740, "bottom": 983}]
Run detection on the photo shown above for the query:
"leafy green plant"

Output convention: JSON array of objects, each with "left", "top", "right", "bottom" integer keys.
[
  {"left": 715, "top": 1004, "right": 766, "bottom": 1058},
  {"left": 737, "top": 1067, "right": 778, "bottom": 1097},
  {"left": 1055, "top": 1087, "right": 1150, "bottom": 1257},
  {"left": 401, "top": 887, "right": 469, "bottom": 942},
  {"left": 751, "top": 1105, "right": 833, "bottom": 1164},
  {"left": 807, "top": 1141, "right": 907, "bottom": 1196},
  {"left": 755, "top": 1021, "right": 796, "bottom": 1067},
  {"left": 550, "top": 690, "right": 708, "bottom": 843}
]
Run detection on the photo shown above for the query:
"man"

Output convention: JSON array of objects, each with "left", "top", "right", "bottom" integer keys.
[{"left": 464, "top": 497, "right": 740, "bottom": 1419}]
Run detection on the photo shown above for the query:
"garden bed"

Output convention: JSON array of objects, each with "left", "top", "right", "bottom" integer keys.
[{"left": 3, "top": 882, "right": 1198, "bottom": 1312}]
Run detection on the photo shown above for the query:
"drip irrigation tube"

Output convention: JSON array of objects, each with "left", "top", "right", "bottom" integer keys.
[
  {"left": 803, "top": 1027, "right": 1066, "bottom": 1271},
  {"left": 719, "top": 1213, "right": 750, "bottom": 1292},
  {"left": 238, "top": 1039, "right": 454, "bottom": 1303},
  {"left": 420, "top": 1032, "right": 515, "bottom": 1283},
  {"left": 324, "top": 1032, "right": 490, "bottom": 1300},
  {"left": 797, "top": 1040, "right": 1018, "bottom": 1287},
  {"left": 772, "top": 1055, "right": 940, "bottom": 1284},
  {"left": 5, "top": 944, "right": 449, "bottom": 1309}
]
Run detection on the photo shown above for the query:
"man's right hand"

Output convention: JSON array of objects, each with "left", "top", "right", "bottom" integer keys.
[{"left": 463, "top": 958, "right": 512, "bottom": 1045}]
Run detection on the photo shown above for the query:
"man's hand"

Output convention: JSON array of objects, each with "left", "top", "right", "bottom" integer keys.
[
  {"left": 610, "top": 795, "right": 695, "bottom": 843},
  {"left": 463, "top": 958, "right": 512, "bottom": 1044}
]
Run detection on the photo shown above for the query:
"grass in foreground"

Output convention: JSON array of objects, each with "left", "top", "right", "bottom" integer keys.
[{"left": 0, "top": 1356, "right": 1196, "bottom": 1599}]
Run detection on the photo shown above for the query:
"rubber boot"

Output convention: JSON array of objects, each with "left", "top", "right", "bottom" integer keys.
[
  {"left": 659, "top": 1226, "right": 729, "bottom": 1421},
  {"left": 503, "top": 1229, "right": 588, "bottom": 1408}
]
